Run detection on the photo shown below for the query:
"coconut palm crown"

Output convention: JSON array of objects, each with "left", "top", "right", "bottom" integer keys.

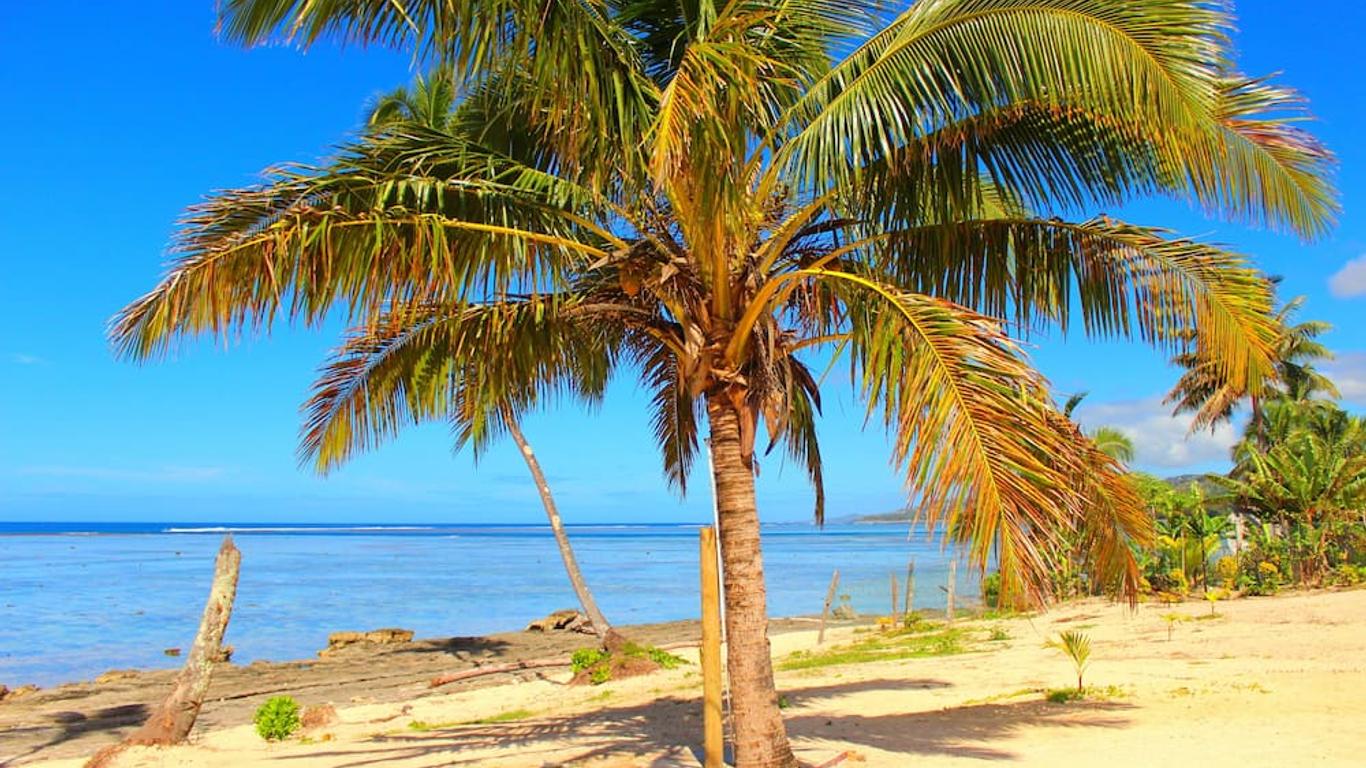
[{"left": 111, "top": 2, "right": 1336, "bottom": 765}]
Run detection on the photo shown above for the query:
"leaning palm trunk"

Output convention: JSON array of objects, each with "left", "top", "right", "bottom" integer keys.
[
  {"left": 707, "top": 397, "right": 795, "bottom": 768},
  {"left": 501, "top": 407, "right": 612, "bottom": 638}
]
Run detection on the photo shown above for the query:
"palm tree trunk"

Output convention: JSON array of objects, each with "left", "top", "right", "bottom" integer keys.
[
  {"left": 705, "top": 395, "right": 796, "bottom": 768},
  {"left": 502, "top": 407, "right": 611, "bottom": 638}
]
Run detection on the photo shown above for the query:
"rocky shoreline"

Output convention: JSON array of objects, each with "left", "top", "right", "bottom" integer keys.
[{"left": 0, "top": 615, "right": 827, "bottom": 765}]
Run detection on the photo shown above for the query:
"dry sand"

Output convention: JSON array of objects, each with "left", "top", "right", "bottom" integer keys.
[{"left": 6, "top": 589, "right": 1365, "bottom": 767}]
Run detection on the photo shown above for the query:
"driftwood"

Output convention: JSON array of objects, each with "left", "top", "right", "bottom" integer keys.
[{"left": 86, "top": 536, "right": 240, "bottom": 768}]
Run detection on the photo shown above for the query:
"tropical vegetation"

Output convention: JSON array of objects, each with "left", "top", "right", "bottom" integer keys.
[
  {"left": 112, "top": 1, "right": 1336, "bottom": 764},
  {"left": 1135, "top": 304, "right": 1364, "bottom": 598}
]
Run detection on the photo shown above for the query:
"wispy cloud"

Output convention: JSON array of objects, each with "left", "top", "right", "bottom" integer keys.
[
  {"left": 1073, "top": 396, "right": 1239, "bottom": 470},
  {"left": 9, "top": 353, "right": 47, "bottom": 365},
  {"left": 1328, "top": 254, "right": 1366, "bottom": 298},
  {"left": 15, "top": 465, "right": 228, "bottom": 483},
  {"left": 1325, "top": 351, "right": 1366, "bottom": 405}
]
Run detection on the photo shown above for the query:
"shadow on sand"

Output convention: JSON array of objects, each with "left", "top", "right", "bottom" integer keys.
[{"left": 265, "top": 678, "right": 1132, "bottom": 767}]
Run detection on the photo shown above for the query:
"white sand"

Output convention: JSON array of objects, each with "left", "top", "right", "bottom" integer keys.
[{"left": 29, "top": 588, "right": 1366, "bottom": 767}]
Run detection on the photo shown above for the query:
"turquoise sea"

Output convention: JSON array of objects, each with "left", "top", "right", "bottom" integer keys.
[{"left": 0, "top": 522, "right": 977, "bottom": 688}]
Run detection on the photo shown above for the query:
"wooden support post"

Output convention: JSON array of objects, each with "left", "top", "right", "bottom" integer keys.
[
  {"left": 699, "top": 526, "right": 724, "bottom": 768},
  {"left": 946, "top": 560, "right": 957, "bottom": 623},
  {"left": 817, "top": 570, "right": 840, "bottom": 645},
  {"left": 890, "top": 572, "right": 899, "bottom": 620},
  {"left": 906, "top": 562, "right": 918, "bottom": 618}
]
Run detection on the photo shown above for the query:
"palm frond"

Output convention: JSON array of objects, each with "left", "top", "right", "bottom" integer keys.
[
  {"left": 300, "top": 297, "right": 619, "bottom": 472},
  {"left": 825, "top": 271, "right": 1077, "bottom": 605}
]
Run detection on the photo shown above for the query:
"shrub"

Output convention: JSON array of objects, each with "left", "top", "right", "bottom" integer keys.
[
  {"left": 1214, "top": 556, "right": 1239, "bottom": 587},
  {"left": 981, "top": 573, "right": 1001, "bottom": 609},
  {"left": 1327, "top": 563, "right": 1366, "bottom": 587},
  {"left": 253, "top": 696, "right": 301, "bottom": 742},
  {"left": 570, "top": 647, "right": 609, "bottom": 675},
  {"left": 571, "top": 642, "right": 688, "bottom": 685}
]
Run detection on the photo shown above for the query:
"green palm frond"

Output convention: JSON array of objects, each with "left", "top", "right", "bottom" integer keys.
[
  {"left": 299, "top": 296, "right": 620, "bottom": 472},
  {"left": 110, "top": 127, "right": 618, "bottom": 360},
  {"left": 774, "top": 1, "right": 1335, "bottom": 238},
  {"left": 860, "top": 216, "right": 1279, "bottom": 391},
  {"left": 1090, "top": 427, "right": 1135, "bottom": 464},
  {"left": 831, "top": 272, "right": 1077, "bottom": 604}
]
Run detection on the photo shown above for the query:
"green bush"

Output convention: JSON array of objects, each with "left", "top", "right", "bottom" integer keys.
[
  {"left": 570, "top": 642, "right": 689, "bottom": 685},
  {"left": 981, "top": 573, "right": 1001, "bottom": 609},
  {"left": 570, "top": 647, "right": 609, "bottom": 675},
  {"left": 253, "top": 696, "right": 301, "bottom": 742}
]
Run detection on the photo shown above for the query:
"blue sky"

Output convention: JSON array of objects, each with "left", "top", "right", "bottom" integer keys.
[{"left": 3, "top": 2, "right": 1365, "bottom": 524}]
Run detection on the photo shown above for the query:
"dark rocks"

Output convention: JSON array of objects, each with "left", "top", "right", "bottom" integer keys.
[{"left": 163, "top": 648, "right": 181, "bottom": 657}]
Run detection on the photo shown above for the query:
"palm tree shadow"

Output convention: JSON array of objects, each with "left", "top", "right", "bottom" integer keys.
[
  {"left": 263, "top": 677, "right": 1128, "bottom": 766},
  {"left": 0, "top": 704, "right": 148, "bottom": 767},
  {"left": 786, "top": 698, "right": 1134, "bottom": 760}
]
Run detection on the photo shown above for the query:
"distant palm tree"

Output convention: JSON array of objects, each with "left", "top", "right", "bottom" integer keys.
[
  {"left": 113, "top": 2, "right": 1335, "bottom": 763},
  {"left": 1169, "top": 296, "right": 1338, "bottom": 430},
  {"left": 362, "top": 72, "right": 614, "bottom": 638},
  {"left": 1091, "top": 427, "right": 1136, "bottom": 464},
  {"left": 1062, "top": 393, "right": 1137, "bottom": 463}
]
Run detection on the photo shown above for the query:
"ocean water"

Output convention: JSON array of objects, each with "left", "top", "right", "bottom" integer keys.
[{"left": 0, "top": 522, "right": 978, "bottom": 688}]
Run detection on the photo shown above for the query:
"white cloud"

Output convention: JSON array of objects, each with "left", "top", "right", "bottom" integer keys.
[
  {"left": 14, "top": 465, "right": 227, "bottom": 483},
  {"left": 9, "top": 353, "right": 47, "bottom": 365},
  {"left": 1328, "top": 255, "right": 1366, "bottom": 298},
  {"left": 1074, "top": 397, "right": 1239, "bottom": 470},
  {"left": 1325, "top": 352, "right": 1366, "bottom": 405}
]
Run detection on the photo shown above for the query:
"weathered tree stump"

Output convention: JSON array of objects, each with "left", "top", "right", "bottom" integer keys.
[{"left": 86, "top": 536, "right": 240, "bottom": 767}]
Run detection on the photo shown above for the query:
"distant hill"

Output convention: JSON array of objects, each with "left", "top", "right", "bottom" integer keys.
[
  {"left": 847, "top": 509, "right": 913, "bottom": 524},
  {"left": 1163, "top": 473, "right": 1227, "bottom": 496}
]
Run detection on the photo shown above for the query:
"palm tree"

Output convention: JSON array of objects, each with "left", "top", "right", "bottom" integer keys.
[
  {"left": 362, "top": 72, "right": 614, "bottom": 639},
  {"left": 112, "top": 3, "right": 1335, "bottom": 764},
  {"left": 1062, "top": 393, "right": 1137, "bottom": 463},
  {"left": 1169, "top": 295, "right": 1338, "bottom": 430}
]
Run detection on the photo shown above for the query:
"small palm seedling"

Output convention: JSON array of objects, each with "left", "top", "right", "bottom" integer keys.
[
  {"left": 1204, "top": 588, "right": 1226, "bottom": 616},
  {"left": 1049, "top": 631, "right": 1092, "bottom": 693},
  {"left": 1161, "top": 612, "right": 1192, "bottom": 641}
]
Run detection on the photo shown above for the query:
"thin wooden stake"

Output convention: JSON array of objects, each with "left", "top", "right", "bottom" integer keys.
[
  {"left": 817, "top": 570, "right": 840, "bottom": 645},
  {"left": 946, "top": 560, "right": 957, "bottom": 623},
  {"left": 699, "top": 527, "right": 724, "bottom": 768},
  {"left": 904, "top": 561, "right": 915, "bottom": 619}
]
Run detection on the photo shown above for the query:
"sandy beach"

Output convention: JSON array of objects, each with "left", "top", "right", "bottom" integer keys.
[{"left": 5, "top": 588, "right": 1364, "bottom": 767}]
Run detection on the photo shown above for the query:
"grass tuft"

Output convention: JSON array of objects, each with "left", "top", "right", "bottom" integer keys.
[{"left": 778, "top": 627, "right": 969, "bottom": 671}]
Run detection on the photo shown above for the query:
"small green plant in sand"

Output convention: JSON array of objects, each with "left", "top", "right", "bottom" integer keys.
[
  {"left": 1047, "top": 630, "right": 1092, "bottom": 693},
  {"left": 1161, "top": 612, "right": 1192, "bottom": 641},
  {"left": 253, "top": 695, "right": 301, "bottom": 742},
  {"left": 987, "top": 626, "right": 1010, "bottom": 642},
  {"left": 1204, "top": 588, "right": 1227, "bottom": 616}
]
